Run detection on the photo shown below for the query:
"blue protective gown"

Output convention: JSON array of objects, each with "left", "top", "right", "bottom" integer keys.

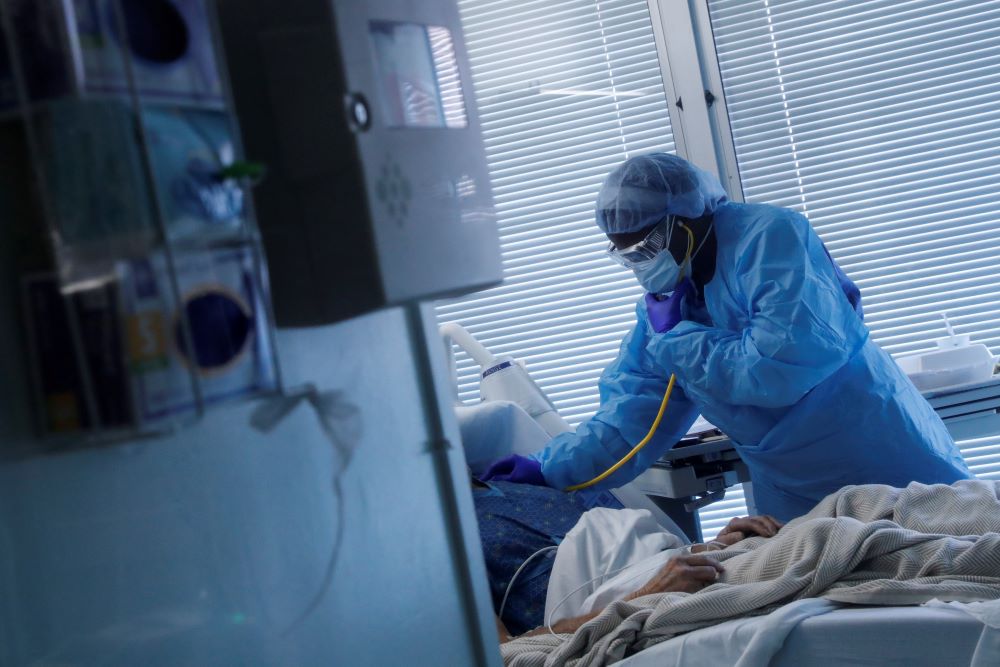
[{"left": 535, "top": 202, "right": 971, "bottom": 520}]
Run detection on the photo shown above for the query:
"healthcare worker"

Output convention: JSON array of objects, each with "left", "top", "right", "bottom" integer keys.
[{"left": 485, "top": 153, "right": 971, "bottom": 521}]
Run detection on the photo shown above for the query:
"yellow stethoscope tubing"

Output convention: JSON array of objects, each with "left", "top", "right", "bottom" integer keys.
[{"left": 564, "top": 223, "right": 696, "bottom": 492}]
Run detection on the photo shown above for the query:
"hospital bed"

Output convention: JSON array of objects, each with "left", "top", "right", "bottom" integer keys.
[
  {"left": 616, "top": 602, "right": 991, "bottom": 667},
  {"left": 448, "top": 322, "right": 1000, "bottom": 664},
  {"left": 456, "top": 397, "right": 999, "bottom": 666}
]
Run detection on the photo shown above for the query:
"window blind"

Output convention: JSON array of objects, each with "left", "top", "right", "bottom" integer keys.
[
  {"left": 444, "top": 0, "right": 752, "bottom": 539},
  {"left": 439, "top": 0, "right": 675, "bottom": 428},
  {"left": 708, "top": 0, "right": 1000, "bottom": 485}
]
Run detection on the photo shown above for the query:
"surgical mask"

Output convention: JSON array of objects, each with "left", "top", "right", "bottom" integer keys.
[
  {"left": 632, "top": 250, "right": 683, "bottom": 294},
  {"left": 631, "top": 222, "right": 700, "bottom": 294}
]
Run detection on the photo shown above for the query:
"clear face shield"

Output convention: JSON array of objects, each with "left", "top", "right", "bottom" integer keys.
[{"left": 605, "top": 215, "right": 676, "bottom": 270}]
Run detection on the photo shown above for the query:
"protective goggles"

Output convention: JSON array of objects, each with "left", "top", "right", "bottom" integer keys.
[{"left": 606, "top": 216, "right": 675, "bottom": 268}]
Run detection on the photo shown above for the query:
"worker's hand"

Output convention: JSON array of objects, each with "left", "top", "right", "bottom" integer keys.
[
  {"left": 712, "top": 515, "right": 784, "bottom": 547},
  {"left": 481, "top": 454, "right": 546, "bottom": 486},
  {"left": 627, "top": 554, "right": 724, "bottom": 598},
  {"left": 645, "top": 278, "right": 693, "bottom": 333}
]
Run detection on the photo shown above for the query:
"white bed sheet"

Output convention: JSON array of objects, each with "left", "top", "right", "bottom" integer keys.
[{"left": 617, "top": 604, "right": 986, "bottom": 667}]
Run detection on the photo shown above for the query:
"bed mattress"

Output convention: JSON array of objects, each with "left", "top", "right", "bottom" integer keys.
[{"left": 617, "top": 604, "right": 986, "bottom": 666}]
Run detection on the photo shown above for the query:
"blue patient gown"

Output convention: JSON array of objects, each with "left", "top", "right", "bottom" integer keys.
[
  {"left": 472, "top": 481, "right": 622, "bottom": 635},
  {"left": 535, "top": 203, "right": 970, "bottom": 520}
]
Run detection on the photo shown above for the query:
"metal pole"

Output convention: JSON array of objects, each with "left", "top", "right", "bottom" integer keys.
[{"left": 403, "top": 301, "right": 494, "bottom": 666}]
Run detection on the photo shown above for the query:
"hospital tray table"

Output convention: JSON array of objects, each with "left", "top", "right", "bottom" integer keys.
[{"left": 924, "top": 375, "right": 1000, "bottom": 441}]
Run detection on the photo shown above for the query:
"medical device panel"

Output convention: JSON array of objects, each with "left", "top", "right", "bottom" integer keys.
[
  {"left": 215, "top": 0, "right": 502, "bottom": 327},
  {"left": 0, "top": 0, "right": 278, "bottom": 445},
  {"left": 0, "top": 0, "right": 223, "bottom": 111}
]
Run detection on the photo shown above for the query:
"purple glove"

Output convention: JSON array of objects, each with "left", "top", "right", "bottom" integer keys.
[
  {"left": 481, "top": 454, "right": 546, "bottom": 486},
  {"left": 645, "top": 278, "right": 693, "bottom": 333}
]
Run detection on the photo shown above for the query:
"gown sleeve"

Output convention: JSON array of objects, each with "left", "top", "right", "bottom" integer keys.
[{"left": 535, "top": 304, "right": 699, "bottom": 491}]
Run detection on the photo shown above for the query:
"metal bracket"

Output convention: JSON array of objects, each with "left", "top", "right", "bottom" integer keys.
[
  {"left": 684, "top": 489, "right": 726, "bottom": 512},
  {"left": 683, "top": 485, "right": 727, "bottom": 513}
]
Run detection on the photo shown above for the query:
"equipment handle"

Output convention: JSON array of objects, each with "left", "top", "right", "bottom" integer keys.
[{"left": 440, "top": 322, "right": 497, "bottom": 369}]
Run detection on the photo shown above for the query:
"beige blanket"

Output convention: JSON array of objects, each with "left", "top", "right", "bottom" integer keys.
[{"left": 501, "top": 480, "right": 1000, "bottom": 666}]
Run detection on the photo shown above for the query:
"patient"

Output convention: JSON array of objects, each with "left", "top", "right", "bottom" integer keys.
[
  {"left": 496, "top": 479, "right": 1000, "bottom": 667},
  {"left": 471, "top": 476, "right": 782, "bottom": 642}
]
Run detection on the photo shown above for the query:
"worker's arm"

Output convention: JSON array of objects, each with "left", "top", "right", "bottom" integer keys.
[
  {"left": 533, "top": 304, "right": 700, "bottom": 492},
  {"left": 496, "top": 608, "right": 602, "bottom": 642},
  {"left": 648, "top": 209, "right": 868, "bottom": 409}
]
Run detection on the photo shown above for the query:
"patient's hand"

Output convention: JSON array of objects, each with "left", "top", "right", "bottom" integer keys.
[
  {"left": 509, "top": 555, "right": 725, "bottom": 641},
  {"left": 626, "top": 554, "right": 724, "bottom": 597},
  {"left": 709, "top": 515, "right": 784, "bottom": 548}
]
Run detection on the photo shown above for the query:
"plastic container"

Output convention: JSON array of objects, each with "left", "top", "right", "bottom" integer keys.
[{"left": 896, "top": 336, "right": 995, "bottom": 392}]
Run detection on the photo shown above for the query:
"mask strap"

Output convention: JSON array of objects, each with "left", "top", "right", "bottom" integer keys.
[
  {"left": 676, "top": 223, "right": 696, "bottom": 280},
  {"left": 664, "top": 214, "right": 681, "bottom": 250},
  {"left": 676, "top": 220, "right": 714, "bottom": 281}
]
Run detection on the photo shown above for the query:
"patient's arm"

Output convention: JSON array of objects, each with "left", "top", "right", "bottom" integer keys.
[
  {"left": 496, "top": 516, "right": 783, "bottom": 644},
  {"left": 497, "top": 609, "right": 604, "bottom": 640},
  {"left": 494, "top": 614, "right": 513, "bottom": 643},
  {"left": 497, "top": 554, "right": 725, "bottom": 642}
]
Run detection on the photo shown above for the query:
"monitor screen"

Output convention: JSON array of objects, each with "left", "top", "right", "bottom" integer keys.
[{"left": 370, "top": 21, "right": 469, "bottom": 128}]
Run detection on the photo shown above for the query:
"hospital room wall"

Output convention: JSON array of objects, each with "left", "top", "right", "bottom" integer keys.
[{"left": 0, "top": 240, "right": 498, "bottom": 664}]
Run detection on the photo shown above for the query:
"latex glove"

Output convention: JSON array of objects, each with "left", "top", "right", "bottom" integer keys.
[
  {"left": 645, "top": 278, "right": 693, "bottom": 333},
  {"left": 481, "top": 454, "right": 546, "bottom": 486}
]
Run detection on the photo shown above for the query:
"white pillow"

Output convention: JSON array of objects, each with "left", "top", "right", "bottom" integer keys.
[{"left": 455, "top": 400, "right": 551, "bottom": 474}]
